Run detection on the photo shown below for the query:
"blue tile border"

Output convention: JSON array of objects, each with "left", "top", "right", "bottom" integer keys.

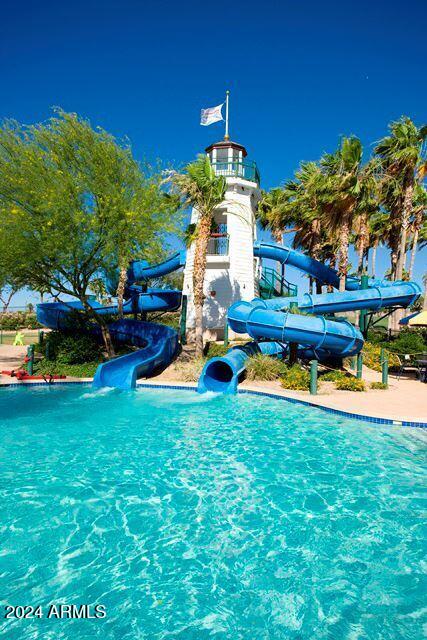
[{"left": 2, "top": 380, "right": 426, "bottom": 429}]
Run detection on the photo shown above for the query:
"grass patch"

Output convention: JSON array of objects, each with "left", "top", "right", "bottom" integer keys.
[
  {"left": 204, "top": 342, "right": 230, "bottom": 358},
  {"left": 174, "top": 357, "right": 206, "bottom": 382},
  {"left": 246, "top": 354, "right": 288, "bottom": 381}
]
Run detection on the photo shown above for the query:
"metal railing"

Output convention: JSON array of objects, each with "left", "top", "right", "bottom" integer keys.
[
  {"left": 211, "top": 160, "right": 260, "bottom": 184},
  {"left": 259, "top": 267, "right": 298, "bottom": 298},
  {"left": 207, "top": 232, "right": 229, "bottom": 256}
]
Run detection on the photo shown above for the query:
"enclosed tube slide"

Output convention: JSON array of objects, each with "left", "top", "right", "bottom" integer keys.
[{"left": 198, "top": 243, "right": 422, "bottom": 394}]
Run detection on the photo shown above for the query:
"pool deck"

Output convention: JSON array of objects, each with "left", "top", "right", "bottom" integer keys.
[{"left": 1, "top": 344, "right": 425, "bottom": 426}]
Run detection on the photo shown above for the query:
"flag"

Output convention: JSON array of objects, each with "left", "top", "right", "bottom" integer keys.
[{"left": 200, "top": 103, "right": 224, "bottom": 126}]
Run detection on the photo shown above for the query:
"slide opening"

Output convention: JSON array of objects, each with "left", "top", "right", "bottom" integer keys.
[{"left": 202, "top": 360, "right": 235, "bottom": 393}]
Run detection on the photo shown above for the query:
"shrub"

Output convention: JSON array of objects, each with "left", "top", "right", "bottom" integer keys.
[
  {"left": 0, "top": 311, "right": 42, "bottom": 330},
  {"left": 367, "top": 328, "right": 388, "bottom": 345},
  {"left": 205, "top": 342, "right": 230, "bottom": 358},
  {"left": 320, "top": 369, "right": 349, "bottom": 382},
  {"left": 246, "top": 354, "right": 288, "bottom": 381},
  {"left": 280, "top": 364, "right": 310, "bottom": 390},
  {"left": 45, "top": 331, "right": 102, "bottom": 364},
  {"left": 387, "top": 329, "right": 426, "bottom": 355},
  {"left": 362, "top": 342, "right": 400, "bottom": 372},
  {"left": 370, "top": 382, "right": 388, "bottom": 390},
  {"left": 335, "top": 377, "right": 365, "bottom": 391},
  {"left": 174, "top": 357, "right": 206, "bottom": 382},
  {"left": 33, "top": 360, "right": 100, "bottom": 378}
]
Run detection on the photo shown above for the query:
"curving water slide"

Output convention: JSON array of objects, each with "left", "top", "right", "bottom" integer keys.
[
  {"left": 198, "top": 242, "right": 421, "bottom": 393},
  {"left": 37, "top": 252, "right": 186, "bottom": 390}
]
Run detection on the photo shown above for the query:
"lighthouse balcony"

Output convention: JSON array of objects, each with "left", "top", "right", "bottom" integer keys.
[{"left": 211, "top": 159, "right": 260, "bottom": 184}]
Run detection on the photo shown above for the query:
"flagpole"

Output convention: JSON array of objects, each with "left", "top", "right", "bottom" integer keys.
[{"left": 224, "top": 90, "right": 230, "bottom": 140}]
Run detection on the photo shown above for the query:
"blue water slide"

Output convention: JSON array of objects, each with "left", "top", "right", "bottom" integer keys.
[
  {"left": 198, "top": 341, "right": 288, "bottom": 394},
  {"left": 198, "top": 242, "right": 422, "bottom": 394},
  {"left": 128, "top": 251, "right": 186, "bottom": 282},
  {"left": 37, "top": 251, "right": 186, "bottom": 389},
  {"left": 254, "top": 241, "right": 360, "bottom": 290},
  {"left": 92, "top": 319, "right": 178, "bottom": 390},
  {"left": 253, "top": 281, "right": 422, "bottom": 314}
]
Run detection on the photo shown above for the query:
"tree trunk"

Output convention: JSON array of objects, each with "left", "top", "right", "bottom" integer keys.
[
  {"left": 395, "top": 182, "right": 414, "bottom": 281},
  {"left": 408, "top": 208, "right": 423, "bottom": 281},
  {"left": 338, "top": 213, "right": 350, "bottom": 292},
  {"left": 192, "top": 211, "right": 212, "bottom": 357},
  {"left": 116, "top": 265, "right": 128, "bottom": 319},
  {"left": 356, "top": 214, "right": 368, "bottom": 275},
  {"left": 81, "top": 297, "right": 115, "bottom": 358},
  {"left": 371, "top": 243, "right": 377, "bottom": 278},
  {"left": 423, "top": 277, "right": 427, "bottom": 311},
  {"left": 408, "top": 230, "right": 418, "bottom": 281}
]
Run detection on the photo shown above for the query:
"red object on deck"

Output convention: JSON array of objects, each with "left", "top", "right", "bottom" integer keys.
[{"left": 1, "top": 369, "right": 66, "bottom": 381}]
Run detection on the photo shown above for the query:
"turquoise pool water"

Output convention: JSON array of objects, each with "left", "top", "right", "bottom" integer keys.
[{"left": 1, "top": 386, "right": 426, "bottom": 639}]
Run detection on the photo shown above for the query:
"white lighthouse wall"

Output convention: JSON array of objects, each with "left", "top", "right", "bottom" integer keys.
[{"left": 182, "top": 177, "right": 259, "bottom": 341}]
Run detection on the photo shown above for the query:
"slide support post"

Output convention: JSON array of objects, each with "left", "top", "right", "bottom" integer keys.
[
  {"left": 223, "top": 320, "right": 229, "bottom": 348},
  {"left": 27, "top": 344, "right": 34, "bottom": 376},
  {"left": 289, "top": 301, "right": 298, "bottom": 365},
  {"left": 381, "top": 348, "right": 389, "bottom": 387},
  {"left": 359, "top": 274, "right": 369, "bottom": 338},
  {"left": 310, "top": 360, "right": 318, "bottom": 395},
  {"left": 356, "top": 352, "right": 363, "bottom": 379},
  {"left": 179, "top": 295, "right": 187, "bottom": 345}
]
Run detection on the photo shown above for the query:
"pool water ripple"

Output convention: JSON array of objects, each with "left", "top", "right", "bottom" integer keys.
[{"left": 0, "top": 385, "right": 426, "bottom": 639}]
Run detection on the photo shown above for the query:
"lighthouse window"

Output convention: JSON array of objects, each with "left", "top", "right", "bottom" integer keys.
[{"left": 216, "top": 148, "right": 229, "bottom": 163}]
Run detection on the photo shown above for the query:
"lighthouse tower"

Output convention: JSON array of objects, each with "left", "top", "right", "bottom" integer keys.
[{"left": 182, "top": 138, "right": 261, "bottom": 341}]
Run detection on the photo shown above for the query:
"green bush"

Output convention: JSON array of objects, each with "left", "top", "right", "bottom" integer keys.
[
  {"left": 367, "top": 329, "right": 388, "bottom": 345},
  {"left": 387, "top": 329, "right": 426, "bottom": 355},
  {"left": 45, "top": 331, "right": 102, "bottom": 364},
  {"left": 246, "top": 354, "right": 288, "bottom": 381},
  {"left": 33, "top": 360, "right": 100, "bottom": 378},
  {"left": 320, "top": 369, "right": 349, "bottom": 382},
  {"left": 204, "top": 342, "right": 230, "bottom": 358},
  {"left": 280, "top": 364, "right": 310, "bottom": 390},
  {"left": 335, "top": 377, "right": 365, "bottom": 391},
  {"left": 370, "top": 382, "right": 388, "bottom": 390},
  {"left": 0, "top": 311, "right": 42, "bottom": 330},
  {"left": 362, "top": 342, "right": 400, "bottom": 372}
]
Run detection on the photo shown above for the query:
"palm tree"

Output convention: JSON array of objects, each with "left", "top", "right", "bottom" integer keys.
[
  {"left": 423, "top": 273, "right": 427, "bottom": 311},
  {"left": 318, "top": 136, "right": 372, "bottom": 291},
  {"left": 172, "top": 155, "right": 226, "bottom": 356},
  {"left": 407, "top": 183, "right": 427, "bottom": 280},
  {"left": 374, "top": 117, "right": 427, "bottom": 281}
]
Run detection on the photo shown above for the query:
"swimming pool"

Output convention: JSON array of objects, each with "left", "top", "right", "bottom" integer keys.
[{"left": 1, "top": 385, "right": 426, "bottom": 639}]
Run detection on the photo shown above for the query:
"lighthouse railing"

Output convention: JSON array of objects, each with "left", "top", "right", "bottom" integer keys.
[{"left": 211, "top": 160, "right": 260, "bottom": 184}]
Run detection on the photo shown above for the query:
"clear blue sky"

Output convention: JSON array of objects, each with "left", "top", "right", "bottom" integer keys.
[{"left": 1, "top": 0, "right": 425, "bottom": 304}]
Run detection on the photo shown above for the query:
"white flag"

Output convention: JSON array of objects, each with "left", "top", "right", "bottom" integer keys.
[{"left": 200, "top": 103, "right": 224, "bottom": 126}]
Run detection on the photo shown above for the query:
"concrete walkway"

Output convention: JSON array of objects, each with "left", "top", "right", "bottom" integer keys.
[{"left": 0, "top": 344, "right": 26, "bottom": 371}]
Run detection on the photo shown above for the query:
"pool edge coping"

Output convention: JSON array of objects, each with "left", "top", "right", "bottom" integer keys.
[{"left": 2, "top": 378, "right": 426, "bottom": 429}]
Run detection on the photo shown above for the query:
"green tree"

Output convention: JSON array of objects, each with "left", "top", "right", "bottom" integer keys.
[
  {"left": 374, "top": 116, "right": 427, "bottom": 281},
  {"left": 318, "top": 137, "right": 375, "bottom": 291},
  {"left": 0, "top": 111, "right": 179, "bottom": 355},
  {"left": 171, "top": 155, "right": 226, "bottom": 356}
]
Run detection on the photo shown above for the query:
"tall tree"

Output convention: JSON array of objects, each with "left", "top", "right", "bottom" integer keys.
[
  {"left": 407, "top": 183, "right": 427, "bottom": 280},
  {"left": 171, "top": 155, "right": 226, "bottom": 357},
  {"left": 319, "top": 137, "right": 373, "bottom": 290},
  {"left": 0, "top": 111, "right": 179, "bottom": 355},
  {"left": 374, "top": 116, "right": 427, "bottom": 281}
]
